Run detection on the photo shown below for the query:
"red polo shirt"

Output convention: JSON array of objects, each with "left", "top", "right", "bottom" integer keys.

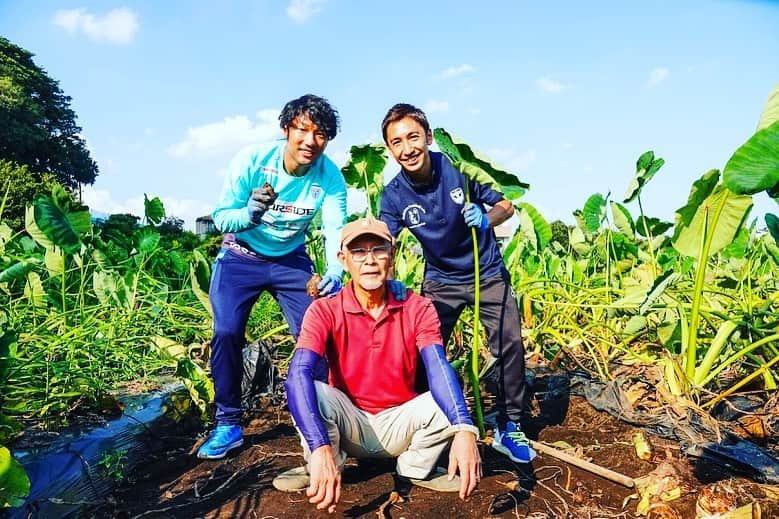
[{"left": 296, "top": 282, "right": 443, "bottom": 414}]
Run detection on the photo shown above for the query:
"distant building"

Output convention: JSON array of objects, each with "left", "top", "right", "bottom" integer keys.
[
  {"left": 494, "top": 223, "right": 513, "bottom": 248},
  {"left": 196, "top": 215, "right": 216, "bottom": 238}
]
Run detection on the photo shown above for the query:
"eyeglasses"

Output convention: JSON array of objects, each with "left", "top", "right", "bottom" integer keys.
[{"left": 347, "top": 245, "right": 391, "bottom": 262}]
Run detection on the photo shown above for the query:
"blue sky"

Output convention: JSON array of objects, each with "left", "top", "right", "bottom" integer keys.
[{"left": 2, "top": 1, "right": 777, "bottom": 230}]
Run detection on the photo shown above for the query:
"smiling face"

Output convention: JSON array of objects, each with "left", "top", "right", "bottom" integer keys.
[
  {"left": 384, "top": 116, "right": 433, "bottom": 180},
  {"left": 338, "top": 234, "right": 393, "bottom": 292},
  {"left": 282, "top": 113, "right": 329, "bottom": 175}
]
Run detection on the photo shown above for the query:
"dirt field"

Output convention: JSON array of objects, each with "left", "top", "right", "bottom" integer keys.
[{"left": 103, "top": 385, "right": 779, "bottom": 518}]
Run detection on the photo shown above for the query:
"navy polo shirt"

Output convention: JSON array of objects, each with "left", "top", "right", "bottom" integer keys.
[{"left": 380, "top": 151, "right": 506, "bottom": 284}]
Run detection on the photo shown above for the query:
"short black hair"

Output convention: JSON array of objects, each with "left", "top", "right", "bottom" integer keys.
[
  {"left": 381, "top": 103, "right": 430, "bottom": 142},
  {"left": 279, "top": 94, "right": 340, "bottom": 140}
]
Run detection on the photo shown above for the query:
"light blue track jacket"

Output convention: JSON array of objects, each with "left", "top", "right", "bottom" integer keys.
[{"left": 212, "top": 140, "right": 347, "bottom": 278}]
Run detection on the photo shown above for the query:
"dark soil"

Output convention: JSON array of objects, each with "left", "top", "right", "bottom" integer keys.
[{"left": 101, "top": 389, "right": 779, "bottom": 518}]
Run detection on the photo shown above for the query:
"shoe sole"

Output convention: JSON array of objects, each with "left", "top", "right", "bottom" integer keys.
[
  {"left": 197, "top": 438, "right": 244, "bottom": 459},
  {"left": 272, "top": 478, "right": 310, "bottom": 492},
  {"left": 492, "top": 440, "right": 536, "bottom": 464},
  {"left": 409, "top": 478, "right": 460, "bottom": 492}
]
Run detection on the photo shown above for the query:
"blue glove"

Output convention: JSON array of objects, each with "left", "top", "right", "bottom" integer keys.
[
  {"left": 317, "top": 274, "right": 342, "bottom": 297},
  {"left": 387, "top": 279, "right": 408, "bottom": 301},
  {"left": 247, "top": 186, "right": 277, "bottom": 225},
  {"left": 463, "top": 203, "right": 489, "bottom": 231}
]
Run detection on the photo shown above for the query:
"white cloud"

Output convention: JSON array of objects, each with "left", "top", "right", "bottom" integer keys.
[
  {"left": 286, "top": 0, "right": 326, "bottom": 24},
  {"left": 168, "top": 109, "right": 281, "bottom": 158},
  {"left": 53, "top": 7, "right": 139, "bottom": 44},
  {"left": 647, "top": 67, "right": 670, "bottom": 88},
  {"left": 536, "top": 76, "right": 567, "bottom": 94},
  {"left": 82, "top": 186, "right": 212, "bottom": 231},
  {"left": 423, "top": 99, "right": 449, "bottom": 114},
  {"left": 433, "top": 64, "right": 475, "bottom": 80}
]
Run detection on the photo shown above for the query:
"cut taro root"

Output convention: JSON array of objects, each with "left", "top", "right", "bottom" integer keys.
[{"left": 306, "top": 274, "right": 322, "bottom": 297}]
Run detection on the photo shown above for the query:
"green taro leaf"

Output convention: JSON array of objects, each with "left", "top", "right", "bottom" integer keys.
[
  {"left": 93, "top": 270, "right": 131, "bottom": 309},
  {"left": 757, "top": 84, "right": 779, "bottom": 132},
  {"left": 639, "top": 271, "right": 682, "bottom": 315},
  {"left": 0, "top": 446, "right": 30, "bottom": 508},
  {"left": 572, "top": 209, "right": 589, "bottom": 236},
  {"left": 25, "top": 205, "right": 53, "bottom": 249},
  {"left": 766, "top": 213, "right": 779, "bottom": 245},
  {"left": 635, "top": 216, "right": 673, "bottom": 238},
  {"left": 624, "top": 151, "right": 665, "bottom": 203},
  {"left": 570, "top": 226, "right": 589, "bottom": 255},
  {"left": 43, "top": 246, "right": 63, "bottom": 278},
  {"left": 144, "top": 194, "right": 165, "bottom": 225},
  {"left": 176, "top": 358, "right": 215, "bottom": 416},
  {"left": 341, "top": 144, "right": 387, "bottom": 218},
  {"left": 722, "top": 226, "right": 749, "bottom": 259},
  {"left": 32, "top": 195, "right": 90, "bottom": 254},
  {"left": 137, "top": 228, "right": 161, "bottom": 254},
  {"left": 672, "top": 169, "right": 720, "bottom": 242},
  {"left": 433, "top": 128, "right": 530, "bottom": 202},
  {"left": 0, "top": 258, "right": 40, "bottom": 283},
  {"left": 610, "top": 201, "right": 635, "bottom": 240},
  {"left": 583, "top": 193, "right": 607, "bottom": 233},
  {"left": 190, "top": 249, "right": 212, "bottom": 317},
  {"left": 24, "top": 271, "right": 46, "bottom": 308},
  {"left": 623, "top": 315, "right": 648, "bottom": 336},
  {"left": 518, "top": 202, "right": 552, "bottom": 250},
  {"left": 672, "top": 185, "right": 753, "bottom": 259},
  {"left": 723, "top": 121, "right": 779, "bottom": 196}
]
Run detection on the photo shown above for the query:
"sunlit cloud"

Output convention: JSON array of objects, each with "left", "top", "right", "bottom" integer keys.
[
  {"left": 536, "top": 76, "right": 567, "bottom": 94},
  {"left": 168, "top": 109, "right": 281, "bottom": 158},
  {"left": 647, "top": 67, "right": 670, "bottom": 88},
  {"left": 53, "top": 7, "right": 139, "bottom": 44},
  {"left": 433, "top": 64, "right": 475, "bottom": 80},
  {"left": 286, "top": 0, "right": 326, "bottom": 24},
  {"left": 82, "top": 186, "right": 212, "bottom": 230}
]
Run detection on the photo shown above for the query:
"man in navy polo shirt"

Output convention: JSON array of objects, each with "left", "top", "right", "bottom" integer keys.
[{"left": 379, "top": 103, "right": 536, "bottom": 464}]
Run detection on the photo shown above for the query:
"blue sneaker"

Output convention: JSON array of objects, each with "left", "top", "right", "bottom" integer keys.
[
  {"left": 197, "top": 425, "right": 243, "bottom": 459},
  {"left": 493, "top": 421, "right": 536, "bottom": 463}
]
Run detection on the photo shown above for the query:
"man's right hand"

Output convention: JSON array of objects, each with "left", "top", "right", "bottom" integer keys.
[
  {"left": 247, "top": 185, "right": 277, "bottom": 224},
  {"left": 448, "top": 430, "right": 481, "bottom": 500},
  {"left": 307, "top": 445, "right": 341, "bottom": 513}
]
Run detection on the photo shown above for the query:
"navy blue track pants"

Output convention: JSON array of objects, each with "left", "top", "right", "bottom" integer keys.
[{"left": 209, "top": 247, "right": 315, "bottom": 425}]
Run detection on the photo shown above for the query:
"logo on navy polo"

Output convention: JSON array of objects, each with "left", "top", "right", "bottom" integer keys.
[
  {"left": 449, "top": 187, "right": 465, "bottom": 204},
  {"left": 402, "top": 204, "right": 426, "bottom": 228},
  {"left": 311, "top": 185, "right": 323, "bottom": 200}
]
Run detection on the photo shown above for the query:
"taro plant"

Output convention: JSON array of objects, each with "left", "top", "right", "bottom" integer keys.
[
  {"left": 433, "top": 128, "right": 530, "bottom": 436},
  {"left": 341, "top": 144, "right": 388, "bottom": 218}
]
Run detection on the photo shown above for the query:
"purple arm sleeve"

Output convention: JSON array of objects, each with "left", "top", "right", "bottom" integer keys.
[
  {"left": 285, "top": 348, "right": 331, "bottom": 452},
  {"left": 420, "top": 344, "right": 473, "bottom": 426}
]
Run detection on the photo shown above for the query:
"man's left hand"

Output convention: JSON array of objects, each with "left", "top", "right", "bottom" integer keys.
[
  {"left": 448, "top": 430, "right": 481, "bottom": 500},
  {"left": 462, "top": 203, "right": 489, "bottom": 231},
  {"left": 317, "top": 274, "right": 342, "bottom": 297}
]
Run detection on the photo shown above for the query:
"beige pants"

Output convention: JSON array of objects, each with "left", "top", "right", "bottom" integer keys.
[{"left": 295, "top": 381, "right": 454, "bottom": 479}]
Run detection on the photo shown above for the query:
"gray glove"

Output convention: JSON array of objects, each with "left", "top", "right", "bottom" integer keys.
[{"left": 247, "top": 185, "right": 277, "bottom": 224}]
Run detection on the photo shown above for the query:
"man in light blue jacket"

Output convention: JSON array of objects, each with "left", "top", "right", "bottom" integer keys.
[{"left": 198, "top": 94, "right": 348, "bottom": 459}]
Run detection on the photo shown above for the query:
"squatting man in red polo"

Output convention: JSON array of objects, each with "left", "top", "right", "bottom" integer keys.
[{"left": 273, "top": 217, "right": 481, "bottom": 513}]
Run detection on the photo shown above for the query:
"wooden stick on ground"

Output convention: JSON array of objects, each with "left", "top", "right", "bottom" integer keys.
[{"left": 529, "top": 440, "right": 635, "bottom": 489}]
